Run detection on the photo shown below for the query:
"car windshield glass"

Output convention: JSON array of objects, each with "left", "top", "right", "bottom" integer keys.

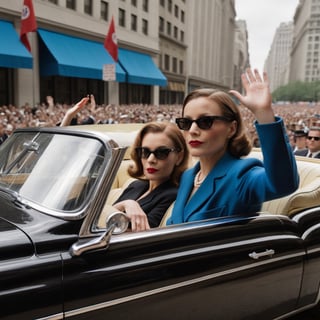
[{"left": 0, "top": 132, "right": 109, "bottom": 212}]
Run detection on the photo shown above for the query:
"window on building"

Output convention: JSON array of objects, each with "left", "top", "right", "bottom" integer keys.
[
  {"left": 174, "top": 5, "right": 179, "bottom": 17},
  {"left": 101, "top": 1, "right": 108, "bottom": 21},
  {"left": 180, "top": 30, "right": 184, "bottom": 42},
  {"left": 181, "top": 10, "right": 185, "bottom": 23},
  {"left": 159, "top": 54, "right": 163, "bottom": 69},
  {"left": 131, "top": 14, "right": 137, "bottom": 31},
  {"left": 143, "top": 0, "right": 149, "bottom": 12},
  {"left": 164, "top": 54, "right": 170, "bottom": 71},
  {"left": 168, "top": 0, "right": 172, "bottom": 12},
  {"left": 167, "top": 21, "right": 171, "bottom": 36},
  {"left": 119, "top": 8, "right": 126, "bottom": 27},
  {"left": 66, "top": 0, "right": 76, "bottom": 9},
  {"left": 172, "top": 57, "right": 177, "bottom": 73},
  {"left": 160, "top": 0, "right": 165, "bottom": 7},
  {"left": 131, "top": 0, "right": 137, "bottom": 6},
  {"left": 48, "top": 0, "right": 58, "bottom": 4},
  {"left": 174, "top": 26, "right": 178, "bottom": 39},
  {"left": 142, "top": 19, "right": 148, "bottom": 35},
  {"left": 84, "top": 0, "right": 93, "bottom": 15},
  {"left": 179, "top": 60, "right": 183, "bottom": 74},
  {"left": 159, "top": 17, "right": 164, "bottom": 32}
]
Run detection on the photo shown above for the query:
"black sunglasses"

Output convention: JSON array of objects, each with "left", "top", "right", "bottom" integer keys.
[
  {"left": 176, "top": 115, "right": 233, "bottom": 131},
  {"left": 307, "top": 136, "right": 320, "bottom": 141},
  {"left": 135, "top": 147, "right": 179, "bottom": 160}
]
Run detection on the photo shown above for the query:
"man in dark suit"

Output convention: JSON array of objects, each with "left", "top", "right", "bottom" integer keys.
[
  {"left": 300, "top": 127, "right": 320, "bottom": 159},
  {"left": 293, "top": 129, "right": 308, "bottom": 155}
]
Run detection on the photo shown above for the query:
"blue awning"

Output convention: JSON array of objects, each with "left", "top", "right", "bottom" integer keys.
[
  {"left": 38, "top": 29, "right": 126, "bottom": 82},
  {"left": 0, "top": 20, "right": 33, "bottom": 69},
  {"left": 119, "top": 48, "right": 167, "bottom": 86}
]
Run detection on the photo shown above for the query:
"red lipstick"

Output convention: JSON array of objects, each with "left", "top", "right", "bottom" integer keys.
[{"left": 189, "top": 140, "right": 203, "bottom": 147}]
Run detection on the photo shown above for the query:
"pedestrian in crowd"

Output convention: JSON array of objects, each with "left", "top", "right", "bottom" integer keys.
[
  {"left": 4, "top": 124, "right": 14, "bottom": 138},
  {"left": 292, "top": 129, "right": 308, "bottom": 155},
  {"left": 299, "top": 127, "right": 320, "bottom": 158},
  {"left": 59, "top": 95, "right": 95, "bottom": 127},
  {"left": 3, "top": 92, "right": 320, "bottom": 146},
  {"left": 113, "top": 122, "right": 189, "bottom": 232},
  {"left": 166, "top": 68, "right": 299, "bottom": 225},
  {"left": 0, "top": 123, "right": 8, "bottom": 145}
]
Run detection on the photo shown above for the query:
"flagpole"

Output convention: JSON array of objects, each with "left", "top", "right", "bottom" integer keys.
[
  {"left": 20, "top": 0, "right": 38, "bottom": 108},
  {"left": 31, "top": 32, "right": 39, "bottom": 108}
]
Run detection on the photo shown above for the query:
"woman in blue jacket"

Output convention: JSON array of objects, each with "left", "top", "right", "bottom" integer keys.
[{"left": 167, "top": 69, "right": 299, "bottom": 224}]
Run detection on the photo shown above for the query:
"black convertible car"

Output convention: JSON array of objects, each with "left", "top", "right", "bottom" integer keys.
[{"left": 1, "top": 125, "right": 320, "bottom": 320}]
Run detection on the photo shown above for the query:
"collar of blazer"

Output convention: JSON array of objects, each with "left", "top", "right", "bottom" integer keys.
[{"left": 181, "top": 152, "right": 235, "bottom": 220}]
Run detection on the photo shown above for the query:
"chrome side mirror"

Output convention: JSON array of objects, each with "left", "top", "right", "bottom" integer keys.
[
  {"left": 70, "top": 211, "right": 129, "bottom": 257},
  {"left": 106, "top": 211, "right": 129, "bottom": 234}
]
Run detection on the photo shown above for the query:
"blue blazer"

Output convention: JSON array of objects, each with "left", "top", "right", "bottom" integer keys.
[{"left": 167, "top": 117, "right": 299, "bottom": 224}]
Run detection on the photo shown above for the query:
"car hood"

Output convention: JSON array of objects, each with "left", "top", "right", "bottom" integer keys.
[{"left": 0, "top": 217, "right": 34, "bottom": 260}]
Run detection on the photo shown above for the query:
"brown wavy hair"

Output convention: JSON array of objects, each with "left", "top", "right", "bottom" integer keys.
[
  {"left": 128, "top": 122, "right": 189, "bottom": 186},
  {"left": 182, "top": 89, "right": 252, "bottom": 157}
]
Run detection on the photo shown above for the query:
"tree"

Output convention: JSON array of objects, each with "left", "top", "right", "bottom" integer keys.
[{"left": 272, "top": 81, "right": 320, "bottom": 102}]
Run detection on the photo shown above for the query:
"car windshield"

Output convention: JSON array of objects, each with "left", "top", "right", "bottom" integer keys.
[{"left": 0, "top": 132, "right": 109, "bottom": 212}]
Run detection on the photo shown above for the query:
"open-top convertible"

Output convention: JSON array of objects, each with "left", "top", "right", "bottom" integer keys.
[{"left": 0, "top": 124, "right": 320, "bottom": 320}]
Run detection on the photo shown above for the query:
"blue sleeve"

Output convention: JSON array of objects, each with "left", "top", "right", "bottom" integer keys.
[{"left": 252, "top": 116, "right": 299, "bottom": 200}]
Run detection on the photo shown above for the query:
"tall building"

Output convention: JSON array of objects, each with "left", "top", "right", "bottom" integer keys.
[
  {"left": 265, "top": 22, "right": 293, "bottom": 92},
  {"left": 290, "top": 0, "right": 320, "bottom": 83},
  {"left": 233, "top": 19, "right": 250, "bottom": 93},
  {"left": 186, "top": 0, "right": 236, "bottom": 91},
  {"left": 0, "top": 0, "right": 237, "bottom": 107},
  {"left": 158, "top": 0, "right": 187, "bottom": 104}
]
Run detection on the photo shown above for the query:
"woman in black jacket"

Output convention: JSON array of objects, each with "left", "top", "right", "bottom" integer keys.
[{"left": 113, "top": 122, "right": 189, "bottom": 232}]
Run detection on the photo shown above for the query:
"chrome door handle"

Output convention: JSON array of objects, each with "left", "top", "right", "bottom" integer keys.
[{"left": 249, "top": 249, "right": 275, "bottom": 260}]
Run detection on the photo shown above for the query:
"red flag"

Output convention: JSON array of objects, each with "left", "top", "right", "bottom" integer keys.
[
  {"left": 104, "top": 16, "right": 118, "bottom": 62},
  {"left": 20, "top": 0, "right": 37, "bottom": 52}
]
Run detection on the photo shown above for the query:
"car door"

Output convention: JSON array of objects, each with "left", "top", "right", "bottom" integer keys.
[
  {"left": 0, "top": 218, "right": 64, "bottom": 320},
  {"left": 62, "top": 214, "right": 304, "bottom": 320},
  {"left": 293, "top": 207, "right": 320, "bottom": 309}
]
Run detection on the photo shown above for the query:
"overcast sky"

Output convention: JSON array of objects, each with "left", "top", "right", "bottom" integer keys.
[{"left": 235, "top": 0, "right": 300, "bottom": 72}]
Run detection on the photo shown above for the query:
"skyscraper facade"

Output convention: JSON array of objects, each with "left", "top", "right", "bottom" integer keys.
[
  {"left": 265, "top": 22, "right": 293, "bottom": 92},
  {"left": 290, "top": 0, "right": 320, "bottom": 83}
]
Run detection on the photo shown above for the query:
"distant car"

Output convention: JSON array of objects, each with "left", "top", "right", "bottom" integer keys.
[{"left": 0, "top": 125, "right": 320, "bottom": 320}]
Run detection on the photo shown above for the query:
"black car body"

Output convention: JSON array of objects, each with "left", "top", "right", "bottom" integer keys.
[{"left": 0, "top": 125, "right": 320, "bottom": 320}]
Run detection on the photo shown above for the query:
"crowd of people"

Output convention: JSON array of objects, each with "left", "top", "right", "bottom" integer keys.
[{"left": 1, "top": 94, "right": 320, "bottom": 150}]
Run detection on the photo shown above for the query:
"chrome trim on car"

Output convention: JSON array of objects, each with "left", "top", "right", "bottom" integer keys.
[
  {"left": 292, "top": 207, "right": 320, "bottom": 222},
  {"left": 78, "top": 146, "right": 128, "bottom": 238},
  {"left": 36, "top": 313, "right": 64, "bottom": 320},
  {"left": 302, "top": 223, "right": 320, "bottom": 240}
]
